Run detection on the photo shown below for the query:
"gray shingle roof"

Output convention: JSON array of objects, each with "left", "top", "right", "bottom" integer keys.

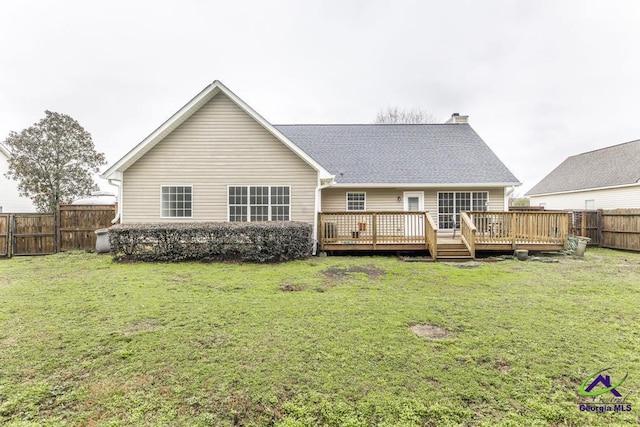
[
  {"left": 274, "top": 124, "right": 520, "bottom": 185},
  {"left": 526, "top": 139, "right": 640, "bottom": 196}
]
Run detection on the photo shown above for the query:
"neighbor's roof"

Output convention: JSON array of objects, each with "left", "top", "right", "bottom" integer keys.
[
  {"left": 526, "top": 138, "right": 640, "bottom": 196},
  {"left": 275, "top": 124, "right": 520, "bottom": 186}
]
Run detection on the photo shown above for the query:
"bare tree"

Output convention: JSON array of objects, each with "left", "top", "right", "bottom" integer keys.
[{"left": 374, "top": 107, "right": 440, "bottom": 124}]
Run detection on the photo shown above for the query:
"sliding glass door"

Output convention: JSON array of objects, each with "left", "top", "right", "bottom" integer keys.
[{"left": 437, "top": 192, "right": 488, "bottom": 229}]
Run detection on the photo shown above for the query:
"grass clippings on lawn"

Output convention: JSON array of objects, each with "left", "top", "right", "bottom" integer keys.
[{"left": 1, "top": 249, "right": 639, "bottom": 426}]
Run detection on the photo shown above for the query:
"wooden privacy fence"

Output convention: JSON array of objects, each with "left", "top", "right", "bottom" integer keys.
[
  {"left": 568, "top": 210, "right": 600, "bottom": 246},
  {"left": 569, "top": 209, "right": 640, "bottom": 252},
  {"left": 600, "top": 209, "right": 640, "bottom": 251},
  {"left": 0, "top": 204, "right": 116, "bottom": 257},
  {"left": 57, "top": 205, "right": 117, "bottom": 252}
]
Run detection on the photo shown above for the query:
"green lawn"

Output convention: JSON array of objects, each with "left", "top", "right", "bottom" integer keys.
[{"left": 1, "top": 249, "right": 639, "bottom": 426}]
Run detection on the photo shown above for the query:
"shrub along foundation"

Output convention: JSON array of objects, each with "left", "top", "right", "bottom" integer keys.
[{"left": 108, "top": 222, "right": 313, "bottom": 263}]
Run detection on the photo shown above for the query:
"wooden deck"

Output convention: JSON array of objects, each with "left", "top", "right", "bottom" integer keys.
[
  {"left": 319, "top": 211, "right": 438, "bottom": 256},
  {"left": 318, "top": 211, "right": 569, "bottom": 260}
]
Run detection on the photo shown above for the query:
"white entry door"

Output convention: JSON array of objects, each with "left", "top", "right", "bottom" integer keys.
[{"left": 403, "top": 192, "right": 424, "bottom": 238}]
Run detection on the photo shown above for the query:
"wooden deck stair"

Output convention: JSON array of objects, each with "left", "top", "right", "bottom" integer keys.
[{"left": 436, "top": 242, "right": 473, "bottom": 261}]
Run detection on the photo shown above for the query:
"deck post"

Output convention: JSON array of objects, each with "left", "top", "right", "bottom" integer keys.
[
  {"left": 511, "top": 212, "right": 517, "bottom": 249},
  {"left": 372, "top": 212, "right": 377, "bottom": 250},
  {"left": 424, "top": 212, "right": 428, "bottom": 250},
  {"left": 563, "top": 213, "right": 570, "bottom": 250}
]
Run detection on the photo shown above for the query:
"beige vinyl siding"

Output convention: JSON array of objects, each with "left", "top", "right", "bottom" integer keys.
[
  {"left": 321, "top": 187, "right": 506, "bottom": 226},
  {"left": 529, "top": 184, "right": 640, "bottom": 210},
  {"left": 122, "top": 93, "right": 317, "bottom": 223}
]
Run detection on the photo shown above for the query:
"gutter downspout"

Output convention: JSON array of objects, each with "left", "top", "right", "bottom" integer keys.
[
  {"left": 108, "top": 178, "right": 122, "bottom": 224},
  {"left": 313, "top": 178, "right": 334, "bottom": 255},
  {"left": 505, "top": 185, "right": 517, "bottom": 210}
]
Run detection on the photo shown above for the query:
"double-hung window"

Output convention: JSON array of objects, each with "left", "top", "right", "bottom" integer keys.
[
  {"left": 161, "top": 186, "right": 193, "bottom": 218},
  {"left": 346, "top": 192, "right": 366, "bottom": 211},
  {"left": 228, "top": 186, "right": 290, "bottom": 221}
]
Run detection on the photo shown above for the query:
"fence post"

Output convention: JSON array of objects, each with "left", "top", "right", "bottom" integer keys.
[
  {"left": 597, "top": 209, "right": 603, "bottom": 247},
  {"left": 55, "top": 204, "right": 61, "bottom": 253},
  {"left": 8, "top": 214, "right": 13, "bottom": 258},
  {"left": 581, "top": 212, "right": 587, "bottom": 237}
]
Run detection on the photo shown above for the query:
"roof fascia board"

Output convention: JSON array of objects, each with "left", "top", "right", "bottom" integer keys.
[
  {"left": 101, "top": 81, "right": 333, "bottom": 180},
  {"left": 528, "top": 182, "right": 640, "bottom": 197},
  {"left": 329, "top": 182, "right": 521, "bottom": 188}
]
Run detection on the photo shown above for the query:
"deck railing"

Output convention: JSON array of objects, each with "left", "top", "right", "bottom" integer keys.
[
  {"left": 468, "top": 211, "right": 569, "bottom": 247},
  {"left": 425, "top": 213, "right": 438, "bottom": 260},
  {"left": 318, "top": 211, "right": 569, "bottom": 255},
  {"left": 319, "top": 211, "right": 436, "bottom": 254},
  {"left": 460, "top": 212, "right": 476, "bottom": 258}
]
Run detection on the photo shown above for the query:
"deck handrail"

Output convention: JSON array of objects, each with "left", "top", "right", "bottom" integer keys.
[
  {"left": 467, "top": 211, "right": 569, "bottom": 247},
  {"left": 460, "top": 212, "right": 476, "bottom": 258},
  {"left": 321, "top": 211, "right": 428, "bottom": 215},
  {"left": 318, "top": 211, "right": 431, "bottom": 252},
  {"left": 425, "top": 212, "right": 438, "bottom": 260}
]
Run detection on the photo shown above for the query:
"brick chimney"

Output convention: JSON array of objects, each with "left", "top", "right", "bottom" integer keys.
[{"left": 445, "top": 113, "right": 469, "bottom": 124}]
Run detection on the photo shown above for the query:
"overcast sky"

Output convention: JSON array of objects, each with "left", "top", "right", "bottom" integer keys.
[{"left": 2, "top": 0, "right": 639, "bottom": 195}]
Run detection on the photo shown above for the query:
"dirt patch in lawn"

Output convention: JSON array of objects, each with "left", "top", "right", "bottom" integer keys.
[
  {"left": 123, "top": 319, "right": 163, "bottom": 336},
  {"left": 1, "top": 337, "right": 18, "bottom": 347},
  {"left": 495, "top": 361, "right": 511, "bottom": 373},
  {"left": 409, "top": 324, "right": 454, "bottom": 340},
  {"left": 280, "top": 284, "right": 304, "bottom": 292},
  {"left": 322, "top": 265, "right": 386, "bottom": 281}
]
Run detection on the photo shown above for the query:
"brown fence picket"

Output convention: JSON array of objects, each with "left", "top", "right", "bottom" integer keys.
[
  {"left": 569, "top": 209, "right": 640, "bottom": 252},
  {"left": 0, "top": 214, "right": 9, "bottom": 257},
  {"left": 57, "top": 204, "right": 116, "bottom": 252},
  {"left": 600, "top": 209, "right": 640, "bottom": 252},
  {"left": 568, "top": 210, "right": 600, "bottom": 246},
  {"left": 1, "top": 204, "right": 116, "bottom": 257},
  {"left": 11, "top": 213, "right": 56, "bottom": 256}
]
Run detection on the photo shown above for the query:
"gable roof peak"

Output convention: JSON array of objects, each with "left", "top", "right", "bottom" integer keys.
[{"left": 101, "top": 80, "right": 332, "bottom": 181}]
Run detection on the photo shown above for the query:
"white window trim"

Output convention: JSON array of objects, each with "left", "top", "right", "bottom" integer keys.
[
  {"left": 160, "top": 185, "right": 194, "bottom": 219},
  {"left": 585, "top": 199, "right": 596, "bottom": 210},
  {"left": 226, "top": 185, "right": 292, "bottom": 222},
  {"left": 346, "top": 191, "right": 367, "bottom": 211}
]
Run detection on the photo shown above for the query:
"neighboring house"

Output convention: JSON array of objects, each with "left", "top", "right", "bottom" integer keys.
[
  {"left": 101, "top": 81, "right": 520, "bottom": 245},
  {"left": 526, "top": 139, "right": 640, "bottom": 210},
  {"left": 0, "top": 143, "right": 36, "bottom": 213},
  {"left": 72, "top": 191, "right": 117, "bottom": 205}
]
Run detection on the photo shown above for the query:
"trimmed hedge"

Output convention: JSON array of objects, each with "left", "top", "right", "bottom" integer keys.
[{"left": 108, "top": 222, "right": 313, "bottom": 263}]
